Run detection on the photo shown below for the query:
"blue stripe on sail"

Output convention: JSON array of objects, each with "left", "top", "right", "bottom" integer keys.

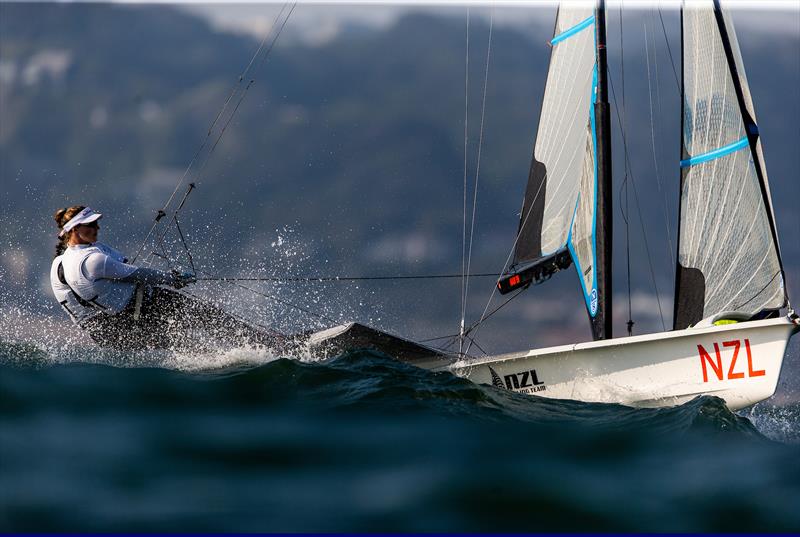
[
  {"left": 567, "top": 65, "right": 599, "bottom": 318},
  {"left": 680, "top": 136, "right": 749, "bottom": 167},
  {"left": 550, "top": 15, "right": 595, "bottom": 46}
]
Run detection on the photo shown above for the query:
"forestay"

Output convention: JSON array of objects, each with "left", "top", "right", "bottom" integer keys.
[
  {"left": 675, "top": 0, "right": 786, "bottom": 329},
  {"left": 505, "top": 6, "right": 600, "bottom": 319}
]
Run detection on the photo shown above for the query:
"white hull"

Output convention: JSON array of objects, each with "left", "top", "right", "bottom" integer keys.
[{"left": 437, "top": 317, "right": 799, "bottom": 411}]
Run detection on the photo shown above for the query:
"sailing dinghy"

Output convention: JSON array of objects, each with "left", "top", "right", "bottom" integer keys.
[
  {"left": 113, "top": 0, "right": 795, "bottom": 412},
  {"left": 412, "top": 0, "right": 798, "bottom": 411}
]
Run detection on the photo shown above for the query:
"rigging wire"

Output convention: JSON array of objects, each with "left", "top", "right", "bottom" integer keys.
[
  {"left": 464, "top": 142, "right": 552, "bottom": 350},
  {"left": 459, "top": 8, "right": 471, "bottom": 355},
  {"left": 459, "top": 8, "right": 563, "bottom": 356},
  {"left": 630, "top": 149, "right": 667, "bottom": 332},
  {"left": 149, "top": 182, "right": 197, "bottom": 270},
  {"left": 644, "top": 15, "right": 676, "bottom": 282},
  {"left": 463, "top": 287, "right": 525, "bottom": 339},
  {"left": 142, "top": 74, "right": 258, "bottom": 266},
  {"left": 657, "top": 2, "right": 681, "bottom": 96},
  {"left": 618, "top": 2, "right": 634, "bottom": 337},
  {"left": 462, "top": 286, "right": 526, "bottom": 356},
  {"left": 197, "top": 272, "right": 500, "bottom": 283},
  {"left": 608, "top": 73, "right": 668, "bottom": 332},
  {"left": 173, "top": 216, "right": 196, "bottom": 275},
  {"left": 462, "top": 17, "right": 559, "bottom": 354},
  {"left": 462, "top": 8, "right": 495, "bottom": 354},
  {"left": 132, "top": 2, "right": 297, "bottom": 265},
  {"left": 195, "top": 268, "right": 339, "bottom": 326}
]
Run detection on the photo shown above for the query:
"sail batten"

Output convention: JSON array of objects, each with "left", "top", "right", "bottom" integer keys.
[
  {"left": 674, "top": 0, "right": 786, "bottom": 329},
  {"left": 551, "top": 14, "right": 595, "bottom": 45},
  {"left": 680, "top": 136, "right": 748, "bottom": 167}
]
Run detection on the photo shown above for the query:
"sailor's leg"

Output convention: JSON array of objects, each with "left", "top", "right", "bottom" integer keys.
[
  {"left": 141, "top": 287, "right": 285, "bottom": 348},
  {"left": 81, "top": 309, "right": 156, "bottom": 350}
]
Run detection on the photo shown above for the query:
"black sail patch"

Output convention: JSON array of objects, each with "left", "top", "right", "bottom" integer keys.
[
  {"left": 674, "top": 264, "right": 706, "bottom": 330},
  {"left": 513, "top": 159, "right": 547, "bottom": 266}
]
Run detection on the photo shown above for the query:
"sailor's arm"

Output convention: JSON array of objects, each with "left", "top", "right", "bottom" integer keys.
[{"left": 84, "top": 253, "right": 191, "bottom": 287}]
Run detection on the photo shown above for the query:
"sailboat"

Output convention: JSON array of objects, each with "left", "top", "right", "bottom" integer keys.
[
  {"left": 312, "top": 1, "right": 797, "bottom": 410},
  {"left": 108, "top": 0, "right": 795, "bottom": 412},
  {"left": 407, "top": 0, "right": 799, "bottom": 411}
]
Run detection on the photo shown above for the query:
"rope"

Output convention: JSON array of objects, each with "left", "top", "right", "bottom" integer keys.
[
  {"left": 179, "top": 287, "right": 280, "bottom": 335},
  {"left": 132, "top": 2, "right": 297, "bottom": 264},
  {"left": 195, "top": 268, "right": 339, "bottom": 326},
  {"left": 197, "top": 272, "right": 500, "bottom": 283}
]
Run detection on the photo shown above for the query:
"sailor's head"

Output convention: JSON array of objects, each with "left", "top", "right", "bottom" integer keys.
[{"left": 54, "top": 205, "right": 102, "bottom": 245}]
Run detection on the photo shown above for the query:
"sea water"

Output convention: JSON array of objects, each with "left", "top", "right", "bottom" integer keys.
[{"left": 1, "top": 339, "right": 799, "bottom": 532}]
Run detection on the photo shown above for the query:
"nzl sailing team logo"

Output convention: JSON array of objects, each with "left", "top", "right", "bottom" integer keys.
[
  {"left": 489, "top": 366, "right": 547, "bottom": 394},
  {"left": 589, "top": 288, "right": 598, "bottom": 315}
]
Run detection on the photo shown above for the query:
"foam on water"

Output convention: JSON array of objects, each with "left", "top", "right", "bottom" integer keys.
[
  {"left": 2, "top": 299, "right": 798, "bottom": 447},
  {"left": 742, "top": 402, "right": 800, "bottom": 444},
  {"left": 0, "top": 334, "right": 339, "bottom": 374}
]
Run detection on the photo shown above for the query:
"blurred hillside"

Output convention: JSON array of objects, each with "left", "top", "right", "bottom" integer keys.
[{"left": 1, "top": 3, "right": 798, "bottom": 353}]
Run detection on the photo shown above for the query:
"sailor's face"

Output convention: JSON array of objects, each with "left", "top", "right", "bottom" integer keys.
[{"left": 74, "top": 222, "right": 99, "bottom": 244}]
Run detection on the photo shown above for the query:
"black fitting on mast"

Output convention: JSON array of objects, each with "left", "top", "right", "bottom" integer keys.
[{"left": 593, "top": 0, "right": 613, "bottom": 340}]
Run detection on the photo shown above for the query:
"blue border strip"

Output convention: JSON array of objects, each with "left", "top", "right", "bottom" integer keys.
[
  {"left": 566, "top": 65, "right": 599, "bottom": 318},
  {"left": 550, "top": 15, "right": 595, "bottom": 46},
  {"left": 680, "top": 136, "right": 749, "bottom": 167}
]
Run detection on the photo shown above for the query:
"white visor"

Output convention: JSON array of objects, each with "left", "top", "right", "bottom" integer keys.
[{"left": 59, "top": 207, "right": 102, "bottom": 237}]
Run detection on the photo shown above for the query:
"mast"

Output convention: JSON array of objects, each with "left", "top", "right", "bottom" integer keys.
[
  {"left": 592, "top": 0, "right": 613, "bottom": 340},
  {"left": 674, "top": 2, "right": 687, "bottom": 329}
]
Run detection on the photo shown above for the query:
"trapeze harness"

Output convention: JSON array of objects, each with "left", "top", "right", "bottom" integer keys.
[{"left": 51, "top": 243, "right": 138, "bottom": 325}]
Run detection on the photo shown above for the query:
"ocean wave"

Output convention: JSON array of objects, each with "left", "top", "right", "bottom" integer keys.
[{"left": 2, "top": 347, "right": 799, "bottom": 532}]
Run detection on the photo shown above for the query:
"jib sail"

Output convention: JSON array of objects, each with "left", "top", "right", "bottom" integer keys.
[{"left": 500, "top": 5, "right": 609, "bottom": 338}]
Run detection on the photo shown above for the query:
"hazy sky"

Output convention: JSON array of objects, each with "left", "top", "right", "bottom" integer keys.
[{"left": 178, "top": 2, "right": 799, "bottom": 45}]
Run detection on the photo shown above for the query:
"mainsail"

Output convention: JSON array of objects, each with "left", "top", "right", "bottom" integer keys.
[
  {"left": 675, "top": 0, "right": 787, "bottom": 329},
  {"left": 499, "top": 4, "right": 611, "bottom": 339}
]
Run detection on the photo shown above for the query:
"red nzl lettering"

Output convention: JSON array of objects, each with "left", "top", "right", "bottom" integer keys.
[
  {"left": 698, "top": 343, "right": 723, "bottom": 382},
  {"left": 723, "top": 340, "right": 744, "bottom": 379},
  {"left": 698, "top": 338, "right": 765, "bottom": 382},
  {"left": 745, "top": 338, "right": 765, "bottom": 377}
]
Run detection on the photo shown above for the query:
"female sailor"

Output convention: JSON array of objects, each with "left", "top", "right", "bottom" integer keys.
[{"left": 50, "top": 205, "right": 278, "bottom": 350}]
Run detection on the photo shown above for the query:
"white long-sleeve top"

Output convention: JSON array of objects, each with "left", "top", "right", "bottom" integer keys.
[{"left": 59, "top": 243, "right": 137, "bottom": 313}]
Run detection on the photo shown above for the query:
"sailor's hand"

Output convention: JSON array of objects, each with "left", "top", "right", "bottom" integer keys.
[{"left": 170, "top": 270, "right": 197, "bottom": 289}]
